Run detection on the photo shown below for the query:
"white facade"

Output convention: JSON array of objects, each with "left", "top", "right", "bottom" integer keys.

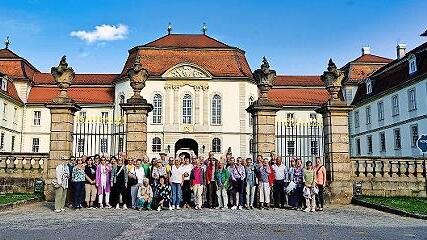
[
  {"left": 0, "top": 92, "right": 23, "bottom": 153},
  {"left": 115, "top": 63, "right": 258, "bottom": 159},
  {"left": 350, "top": 75, "right": 427, "bottom": 158}
]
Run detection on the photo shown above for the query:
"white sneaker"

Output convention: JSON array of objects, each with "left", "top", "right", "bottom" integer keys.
[
  {"left": 99, "top": 204, "right": 104, "bottom": 209},
  {"left": 123, "top": 204, "right": 128, "bottom": 210},
  {"left": 116, "top": 204, "right": 120, "bottom": 209},
  {"left": 238, "top": 206, "right": 243, "bottom": 210},
  {"left": 54, "top": 209, "right": 61, "bottom": 213},
  {"left": 169, "top": 206, "right": 173, "bottom": 210},
  {"left": 303, "top": 208, "right": 310, "bottom": 212},
  {"left": 231, "top": 206, "right": 237, "bottom": 210},
  {"left": 60, "top": 209, "right": 65, "bottom": 212},
  {"left": 176, "top": 206, "right": 181, "bottom": 210},
  {"left": 310, "top": 208, "right": 316, "bottom": 212},
  {"left": 105, "top": 204, "right": 112, "bottom": 209},
  {"left": 157, "top": 207, "right": 161, "bottom": 211}
]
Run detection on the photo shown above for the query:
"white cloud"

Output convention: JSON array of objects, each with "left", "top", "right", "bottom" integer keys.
[{"left": 70, "top": 24, "right": 128, "bottom": 43}]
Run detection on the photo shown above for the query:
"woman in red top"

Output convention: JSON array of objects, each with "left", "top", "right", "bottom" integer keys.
[{"left": 190, "top": 159, "right": 205, "bottom": 210}]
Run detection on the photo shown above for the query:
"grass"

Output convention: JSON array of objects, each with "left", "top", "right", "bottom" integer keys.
[
  {"left": 358, "top": 196, "right": 427, "bottom": 216},
  {"left": 0, "top": 193, "right": 36, "bottom": 205}
]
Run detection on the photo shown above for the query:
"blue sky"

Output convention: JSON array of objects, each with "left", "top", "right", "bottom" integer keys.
[{"left": 1, "top": 0, "right": 426, "bottom": 75}]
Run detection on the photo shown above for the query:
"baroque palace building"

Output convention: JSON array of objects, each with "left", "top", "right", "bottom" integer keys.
[{"left": 0, "top": 32, "right": 401, "bottom": 160}]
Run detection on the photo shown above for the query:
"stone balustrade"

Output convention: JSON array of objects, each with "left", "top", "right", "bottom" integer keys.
[
  {"left": 352, "top": 157, "right": 426, "bottom": 197},
  {"left": 0, "top": 152, "right": 49, "bottom": 193}
]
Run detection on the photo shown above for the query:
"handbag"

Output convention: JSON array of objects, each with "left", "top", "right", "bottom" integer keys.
[
  {"left": 128, "top": 168, "right": 138, "bottom": 186},
  {"left": 313, "top": 185, "right": 319, "bottom": 195},
  {"left": 286, "top": 181, "right": 296, "bottom": 194},
  {"left": 303, "top": 186, "right": 311, "bottom": 198}
]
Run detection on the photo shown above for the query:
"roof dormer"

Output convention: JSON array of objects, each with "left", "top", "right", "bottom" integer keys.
[
  {"left": 366, "top": 78, "right": 373, "bottom": 94},
  {"left": 408, "top": 54, "right": 417, "bottom": 75}
]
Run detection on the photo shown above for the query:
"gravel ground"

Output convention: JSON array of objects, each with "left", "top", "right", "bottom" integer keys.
[{"left": 0, "top": 202, "right": 426, "bottom": 240}]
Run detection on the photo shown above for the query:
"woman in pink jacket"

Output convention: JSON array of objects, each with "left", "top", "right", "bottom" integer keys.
[{"left": 96, "top": 156, "right": 112, "bottom": 208}]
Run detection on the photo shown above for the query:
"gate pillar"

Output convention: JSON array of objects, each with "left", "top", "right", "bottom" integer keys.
[
  {"left": 45, "top": 56, "right": 81, "bottom": 201},
  {"left": 121, "top": 56, "right": 153, "bottom": 159},
  {"left": 316, "top": 59, "right": 353, "bottom": 204},
  {"left": 246, "top": 58, "right": 281, "bottom": 159}
]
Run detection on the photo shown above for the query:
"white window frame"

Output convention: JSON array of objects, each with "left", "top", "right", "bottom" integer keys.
[
  {"left": 101, "top": 112, "right": 109, "bottom": 123},
  {"left": 100, "top": 138, "right": 108, "bottom": 153},
  {"left": 33, "top": 111, "right": 41, "bottom": 126},
  {"left": 248, "top": 96, "right": 254, "bottom": 125},
  {"left": 182, "top": 94, "right": 192, "bottom": 124},
  {"left": 287, "top": 140, "right": 295, "bottom": 155},
  {"left": 365, "top": 106, "right": 371, "bottom": 125},
  {"left": 152, "top": 94, "right": 162, "bottom": 124},
  {"left": 32, "top": 138, "right": 40, "bottom": 153},
  {"left": 394, "top": 128, "right": 401, "bottom": 150},
  {"left": 11, "top": 135, "right": 15, "bottom": 152},
  {"left": 392, "top": 95, "right": 399, "bottom": 116},
  {"left": 367, "top": 135, "right": 373, "bottom": 154},
  {"left": 408, "top": 55, "right": 417, "bottom": 75},
  {"left": 379, "top": 132, "right": 386, "bottom": 152},
  {"left": 152, "top": 137, "right": 161, "bottom": 152},
  {"left": 211, "top": 94, "right": 222, "bottom": 125},
  {"left": 0, "top": 132, "right": 4, "bottom": 150},
  {"left": 377, "top": 101, "right": 384, "bottom": 121},
  {"left": 354, "top": 110, "right": 360, "bottom": 128},
  {"left": 408, "top": 88, "right": 417, "bottom": 111},
  {"left": 3, "top": 103, "right": 7, "bottom": 120},
  {"left": 212, "top": 138, "right": 221, "bottom": 153},
  {"left": 355, "top": 138, "right": 361, "bottom": 156},
  {"left": 410, "top": 124, "right": 418, "bottom": 148},
  {"left": 366, "top": 79, "right": 372, "bottom": 94}
]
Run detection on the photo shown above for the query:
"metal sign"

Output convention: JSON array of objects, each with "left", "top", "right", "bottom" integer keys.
[{"left": 416, "top": 135, "right": 427, "bottom": 153}]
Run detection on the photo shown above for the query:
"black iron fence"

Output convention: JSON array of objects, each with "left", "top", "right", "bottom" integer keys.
[
  {"left": 276, "top": 120, "right": 324, "bottom": 166},
  {"left": 72, "top": 116, "right": 126, "bottom": 157}
]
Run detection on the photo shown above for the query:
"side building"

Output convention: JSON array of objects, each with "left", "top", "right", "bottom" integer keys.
[{"left": 350, "top": 42, "right": 427, "bottom": 157}]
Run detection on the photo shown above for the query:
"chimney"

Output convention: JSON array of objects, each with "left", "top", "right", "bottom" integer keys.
[
  {"left": 396, "top": 43, "right": 407, "bottom": 59},
  {"left": 361, "top": 46, "right": 370, "bottom": 55}
]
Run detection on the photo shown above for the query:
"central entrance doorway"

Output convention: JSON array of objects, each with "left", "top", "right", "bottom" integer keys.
[{"left": 175, "top": 138, "right": 198, "bottom": 158}]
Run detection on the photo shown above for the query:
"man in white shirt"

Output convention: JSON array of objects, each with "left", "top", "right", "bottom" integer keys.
[{"left": 272, "top": 157, "right": 287, "bottom": 209}]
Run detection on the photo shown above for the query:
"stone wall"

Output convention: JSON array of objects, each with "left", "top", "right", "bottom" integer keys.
[
  {"left": 0, "top": 153, "right": 48, "bottom": 193},
  {"left": 352, "top": 157, "right": 426, "bottom": 197}
]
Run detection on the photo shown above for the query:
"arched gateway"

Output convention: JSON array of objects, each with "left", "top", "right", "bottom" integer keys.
[{"left": 175, "top": 138, "right": 198, "bottom": 158}]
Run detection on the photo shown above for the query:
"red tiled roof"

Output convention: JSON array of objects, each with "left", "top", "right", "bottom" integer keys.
[
  {"left": 144, "top": 34, "right": 231, "bottom": 48},
  {"left": 0, "top": 48, "right": 21, "bottom": 59},
  {"left": 352, "top": 54, "right": 393, "bottom": 64},
  {"left": 0, "top": 78, "right": 23, "bottom": 104},
  {"left": 120, "top": 48, "right": 252, "bottom": 78},
  {"left": 345, "top": 64, "right": 385, "bottom": 84},
  {"left": 27, "top": 86, "right": 114, "bottom": 104},
  {"left": 352, "top": 42, "right": 427, "bottom": 106},
  {"left": 268, "top": 88, "right": 329, "bottom": 106},
  {"left": 32, "top": 72, "right": 118, "bottom": 85},
  {"left": 0, "top": 48, "right": 40, "bottom": 80},
  {"left": 274, "top": 75, "right": 323, "bottom": 87}
]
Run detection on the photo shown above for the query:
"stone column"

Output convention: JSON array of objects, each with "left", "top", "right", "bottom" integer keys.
[
  {"left": 246, "top": 57, "right": 281, "bottom": 158},
  {"left": 121, "top": 102, "right": 153, "bottom": 158},
  {"left": 317, "top": 104, "right": 353, "bottom": 204},
  {"left": 316, "top": 59, "right": 353, "bottom": 204},
  {"left": 121, "top": 55, "right": 153, "bottom": 159},
  {"left": 194, "top": 86, "right": 201, "bottom": 124},
  {"left": 248, "top": 105, "right": 280, "bottom": 158},
  {"left": 45, "top": 56, "right": 81, "bottom": 201},
  {"left": 45, "top": 103, "right": 80, "bottom": 200},
  {"left": 173, "top": 86, "right": 179, "bottom": 124}
]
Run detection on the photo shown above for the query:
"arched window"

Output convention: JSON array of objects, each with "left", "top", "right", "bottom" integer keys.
[
  {"left": 152, "top": 137, "right": 161, "bottom": 152},
  {"left": 211, "top": 94, "right": 222, "bottom": 125},
  {"left": 182, "top": 94, "right": 192, "bottom": 124},
  {"left": 152, "top": 94, "right": 162, "bottom": 124},
  {"left": 249, "top": 96, "right": 254, "bottom": 125},
  {"left": 212, "top": 138, "right": 221, "bottom": 153}
]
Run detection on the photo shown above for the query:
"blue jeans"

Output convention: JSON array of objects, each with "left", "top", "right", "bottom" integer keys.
[
  {"left": 72, "top": 181, "right": 84, "bottom": 208},
  {"left": 171, "top": 183, "right": 182, "bottom": 206}
]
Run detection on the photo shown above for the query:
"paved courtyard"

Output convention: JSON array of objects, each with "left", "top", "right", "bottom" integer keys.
[{"left": 0, "top": 203, "right": 426, "bottom": 240}]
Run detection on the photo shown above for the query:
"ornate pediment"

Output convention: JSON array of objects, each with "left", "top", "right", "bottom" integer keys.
[{"left": 162, "top": 63, "right": 212, "bottom": 79}]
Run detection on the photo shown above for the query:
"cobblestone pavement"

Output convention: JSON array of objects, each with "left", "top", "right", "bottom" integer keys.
[{"left": 0, "top": 202, "right": 426, "bottom": 240}]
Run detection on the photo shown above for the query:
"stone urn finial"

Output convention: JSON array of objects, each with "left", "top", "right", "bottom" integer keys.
[
  {"left": 321, "top": 58, "right": 344, "bottom": 102},
  {"left": 127, "top": 55, "right": 149, "bottom": 103},
  {"left": 253, "top": 56, "right": 276, "bottom": 100},
  {"left": 51, "top": 55, "right": 75, "bottom": 103}
]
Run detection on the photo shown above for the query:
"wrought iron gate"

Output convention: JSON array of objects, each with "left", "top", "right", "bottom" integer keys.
[
  {"left": 276, "top": 120, "right": 324, "bottom": 166},
  {"left": 72, "top": 116, "right": 126, "bottom": 157}
]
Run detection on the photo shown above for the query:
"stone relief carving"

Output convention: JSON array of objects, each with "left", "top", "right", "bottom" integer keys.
[{"left": 164, "top": 64, "right": 210, "bottom": 79}]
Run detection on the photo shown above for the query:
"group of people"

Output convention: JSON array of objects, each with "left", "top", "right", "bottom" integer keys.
[{"left": 54, "top": 152, "right": 326, "bottom": 213}]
